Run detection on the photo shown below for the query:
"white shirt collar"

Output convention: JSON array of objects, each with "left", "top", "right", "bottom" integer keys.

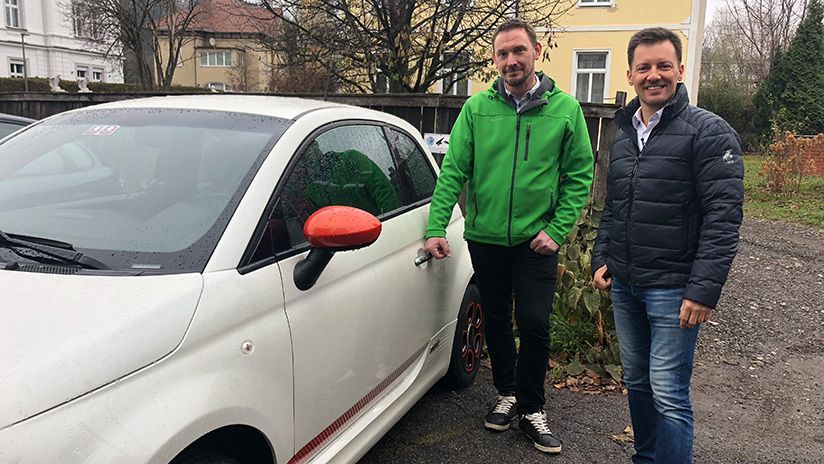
[
  {"left": 632, "top": 107, "right": 665, "bottom": 150},
  {"left": 632, "top": 107, "right": 664, "bottom": 131},
  {"left": 505, "top": 74, "right": 541, "bottom": 109}
]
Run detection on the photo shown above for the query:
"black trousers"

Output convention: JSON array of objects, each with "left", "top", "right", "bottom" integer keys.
[{"left": 467, "top": 239, "right": 558, "bottom": 414}]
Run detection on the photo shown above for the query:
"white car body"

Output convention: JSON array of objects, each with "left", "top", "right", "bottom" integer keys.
[{"left": 0, "top": 96, "right": 475, "bottom": 463}]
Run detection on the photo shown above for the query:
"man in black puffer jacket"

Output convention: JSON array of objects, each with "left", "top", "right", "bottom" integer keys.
[{"left": 592, "top": 28, "right": 743, "bottom": 464}]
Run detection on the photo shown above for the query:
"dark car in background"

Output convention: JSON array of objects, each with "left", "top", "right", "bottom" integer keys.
[{"left": 0, "top": 112, "right": 35, "bottom": 139}]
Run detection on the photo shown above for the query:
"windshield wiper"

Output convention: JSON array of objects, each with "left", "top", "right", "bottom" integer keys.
[{"left": 0, "top": 230, "right": 110, "bottom": 270}]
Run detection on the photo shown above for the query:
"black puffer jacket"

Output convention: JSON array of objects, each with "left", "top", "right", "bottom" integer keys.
[{"left": 592, "top": 84, "right": 744, "bottom": 308}]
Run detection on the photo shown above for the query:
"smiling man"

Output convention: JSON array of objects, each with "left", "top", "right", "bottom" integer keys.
[
  {"left": 424, "top": 18, "right": 593, "bottom": 455},
  {"left": 592, "top": 28, "right": 744, "bottom": 463}
]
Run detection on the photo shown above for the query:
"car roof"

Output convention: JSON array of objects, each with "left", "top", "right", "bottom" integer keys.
[
  {"left": 0, "top": 112, "right": 36, "bottom": 125},
  {"left": 87, "top": 95, "right": 357, "bottom": 121}
]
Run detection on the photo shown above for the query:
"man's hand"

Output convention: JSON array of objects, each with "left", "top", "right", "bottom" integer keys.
[
  {"left": 593, "top": 265, "right": 612, "bottom": 291},
  {"left": 679, "top": 299, "right": 713, "bottom": 329},
  {"left": 530, "top": 230, "right": 559, "bottom": 255},
  {"left": 425, "top": 237, "right": 451, "bottom": 260}
]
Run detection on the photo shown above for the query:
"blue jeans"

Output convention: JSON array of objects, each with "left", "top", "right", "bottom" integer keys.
[{"left": 611, "top": 277, "right": 700, "bottom": 464}]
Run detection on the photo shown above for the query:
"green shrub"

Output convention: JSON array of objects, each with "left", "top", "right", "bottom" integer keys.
[
  {"left": 551, "top": 200, "right": 621, "bottom": 373},
  {"left": 0, "top": 77, "right": 208, "bottom": 93}
]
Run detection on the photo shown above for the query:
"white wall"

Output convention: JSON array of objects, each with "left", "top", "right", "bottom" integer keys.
[{"left": 0, "top": 0, "right": 123, "bottom": 82}]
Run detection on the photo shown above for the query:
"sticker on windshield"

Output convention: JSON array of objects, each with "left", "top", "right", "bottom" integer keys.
[{"left": 84, "top": 125, "right": 120, "bottom": 136}]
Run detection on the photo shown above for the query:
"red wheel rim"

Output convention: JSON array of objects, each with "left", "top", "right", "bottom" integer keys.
[{"left": 460, "top": 300, "right": 484, "bottom": 374}]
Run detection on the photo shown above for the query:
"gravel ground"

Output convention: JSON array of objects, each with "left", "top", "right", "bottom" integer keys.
[{"left": 361, "top": 218, "right": 824, "bottom": 463}]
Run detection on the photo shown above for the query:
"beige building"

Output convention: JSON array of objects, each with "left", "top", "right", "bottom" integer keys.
[{"left": 159, "top": 0, "right": 278, "bottom": 92}]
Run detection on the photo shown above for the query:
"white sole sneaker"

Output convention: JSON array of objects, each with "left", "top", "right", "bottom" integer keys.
[
  {"left": 484, "top": 419, "right": 513, "bottom": 431},
  {"left": 532, "top": 441, "right": 562, "bottom": 454}
]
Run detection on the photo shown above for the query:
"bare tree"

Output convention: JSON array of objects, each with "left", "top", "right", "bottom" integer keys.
[
  {"left": 227, "top": 50, "right": 261, "bottom": 91},
  {"left": 66, "top": 0, "right": 208, "bottom": 90},
  {"left": 247, "top": 0, "right": 574, "bottom": 93},
  {"left": 702, "top": 9, "right": 763, "bottom": 90},
  {"left": 724, "top": 0, "right": 808, "bottom": 79}
]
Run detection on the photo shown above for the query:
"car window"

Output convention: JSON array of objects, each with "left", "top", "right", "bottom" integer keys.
[
  {"left": 14, "top": 151, "right": 67, "bottom": 176},
  {"left": 250, "top": 124, "right": 403, "bottom": 261},
  {"left": 0, "top": 108, "right": 291, "bottom": 272},
  {"left": 385, "top": 128, "right": 437, "bottom": 204},
  {"left": 0, "top": 121, "right": 25, "bottom": 139}
]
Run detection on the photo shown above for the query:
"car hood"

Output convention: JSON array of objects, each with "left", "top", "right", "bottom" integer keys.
[{"left": 0, "top": 271, "right": 203, "bottom": 429}]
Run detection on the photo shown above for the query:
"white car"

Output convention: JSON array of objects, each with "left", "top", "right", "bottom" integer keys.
[{"left": 0, "top": 96, "right": 484, "bottom": 464}]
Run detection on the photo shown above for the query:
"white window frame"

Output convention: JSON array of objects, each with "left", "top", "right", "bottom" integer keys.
[
  {"left": 199, "top": 50, "right": 233, "bottom": 67},
  {"left": 9, "top": 58, "right": 25, "bottom": 78},
  {"left": 75, "top": 65, "right": 88, "bottom": 80},
  {"left": 4, "top": 0, "right": 23, "bottom": 29},
  {"left": 374, "top": 71, "right": 390, "bottom": 93},
  {"left": 439, "top": 52, "right": 471, "bottom": 96},
  {"left": 577, "top": 0, "right": 615, "bottom": 7},
  {"left": 91, "top": 67, "right": 104, "bottom": 82},
  {"left": 571, "top": 49, "right": 611, "bottom": 104},
  {"left": 206, "top": 82, "right": 230, "bottom": 91}
]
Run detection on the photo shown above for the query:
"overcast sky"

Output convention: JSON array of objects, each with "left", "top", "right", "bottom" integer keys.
[{"left": 705, "top": 0, "right": 727, "bottom": 25}]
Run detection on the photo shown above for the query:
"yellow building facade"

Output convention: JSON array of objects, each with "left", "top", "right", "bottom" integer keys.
[
  {"left": 471, "top": 0, "right": 707, "bottom": 104},
  {"left": 156, "top": 0, "right": 278, "bottom": 92},
  {"left": 169, "top": 37, "right": 275, "bottom": 92}
]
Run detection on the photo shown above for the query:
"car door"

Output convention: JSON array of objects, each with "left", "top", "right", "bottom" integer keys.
[{"left": 247, "top": 122, "right": 445, "bottom": 461}]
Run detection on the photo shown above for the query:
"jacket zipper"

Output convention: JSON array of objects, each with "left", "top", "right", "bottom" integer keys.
[
  {"left": 508, "top": 115, "right": 522, "bottom": 246},
  {"left": 626, "top": 126, "right": 662, "bottom": 283},
  {"left": 626, "top": 145, "right": 640, "bottom": 283},
  {"left": 523, "top": 124, "right": 531, "bottom": 161}
]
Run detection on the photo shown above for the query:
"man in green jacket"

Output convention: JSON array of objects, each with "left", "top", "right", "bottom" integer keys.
[{"left": 424, "top": 18, "right": 593, "bottom": 455}]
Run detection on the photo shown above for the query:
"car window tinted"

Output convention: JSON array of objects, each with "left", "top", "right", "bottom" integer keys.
[
  {"left": 0, "top": 121, "right": 25, "bottom": 139},
  {"left": 386, "top": 128, "right": 437, "bottom": 204},
  {"left": 0, "top": 108, "right": 291, "bottom": 272},
  {"left": 258, "top": 124, "right": 403, "bottom": 257}
]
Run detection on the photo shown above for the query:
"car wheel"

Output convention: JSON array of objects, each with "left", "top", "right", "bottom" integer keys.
[{"left": 442, "top": 283, "right": 484, "bottom": 389}]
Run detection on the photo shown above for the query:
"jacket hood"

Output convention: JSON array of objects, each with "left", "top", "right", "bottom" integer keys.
[{"left": 615, "top": 82, "right": 690, "bottom": 134}]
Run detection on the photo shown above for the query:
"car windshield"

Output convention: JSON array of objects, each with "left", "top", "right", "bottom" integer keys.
[{"left": 0, "top": 107, "right": 291, "bottom": 272}]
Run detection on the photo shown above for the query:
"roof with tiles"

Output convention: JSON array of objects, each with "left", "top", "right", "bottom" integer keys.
[{"left": 159, "top": 0, "right": 280, "bottom": 35}]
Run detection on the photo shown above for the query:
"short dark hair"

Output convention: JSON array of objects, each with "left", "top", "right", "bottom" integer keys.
[
  {"left": 627, "top": 28, "right": 683, "bottom": 67},
  {"left": 492, "top": 18, "right": 539, "bottom": 50}
]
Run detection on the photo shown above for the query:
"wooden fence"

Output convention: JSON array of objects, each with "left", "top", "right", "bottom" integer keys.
[{"left": 0, "top": 91, "right": 619, "bottom": 204}]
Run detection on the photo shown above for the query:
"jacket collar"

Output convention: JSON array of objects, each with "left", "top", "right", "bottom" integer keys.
[
  {"left": 492, "top": 72, "right": 555, "bottom": 113},
  {"left": 616, "top": 82, "right": 690, "bottom": 134}
]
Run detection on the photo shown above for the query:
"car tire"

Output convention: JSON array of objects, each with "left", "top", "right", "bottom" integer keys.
[
  {"left": 174, "top": 453, "right": 240, "bottom": 464},
  {"left": 441, "top": 283, "right": 484, "bottom": 390}
]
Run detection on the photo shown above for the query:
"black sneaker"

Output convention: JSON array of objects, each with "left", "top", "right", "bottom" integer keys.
[
  {"left": 519, "top": 410, "right": 562, "bottom": 454},
  {"left": 484, "top": 395, "right": 517, "bottom": 431}
]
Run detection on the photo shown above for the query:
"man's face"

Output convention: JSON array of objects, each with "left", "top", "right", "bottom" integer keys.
[
  {"left": 492, "top": 28, "right": 541, "bottom": 90},
  {"left": 627, "top": 40, "right": 684, "bottom": 111}
]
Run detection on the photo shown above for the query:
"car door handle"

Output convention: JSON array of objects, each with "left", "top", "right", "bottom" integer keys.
[{"left": 414, "top": 253, "right": 432, "bottom": 267}]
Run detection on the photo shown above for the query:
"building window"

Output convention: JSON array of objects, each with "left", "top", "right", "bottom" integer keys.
[
  {"left": 207, "top": 82, "right": 230, "bottom": 91},
  {"left": 573, "top": 51, "right": 608, "bottom": 103},
  {"left": 200, "top": 51, "right": 233, "bottom": 67},
  {"left": 441, "top": 52, "right": 469, "bottom": 96},
  {"left": 577, "top": 0, "right": 614, "bottom": 6},
  {"left": 71, "top": 2, "right": 101, "bottom": 39},
  {"left": 76, "top": 65, "right": 88, "bottom": 79},
  {"left": 9, "top": 59, "right": 24, "bottom": 77},
  {"left": 5, "top": 0, "right": 21, "bottom": 28},
  {"left": 374, "top": 71, "right": 390, "bottom": 93},
  {"left": 92, "top": 68, "right": 104, "bottom": 82}
]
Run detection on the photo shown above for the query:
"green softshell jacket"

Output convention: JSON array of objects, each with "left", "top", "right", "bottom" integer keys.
[{"left": 425, "top": 74, "right": 594, "bottom": 247}]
